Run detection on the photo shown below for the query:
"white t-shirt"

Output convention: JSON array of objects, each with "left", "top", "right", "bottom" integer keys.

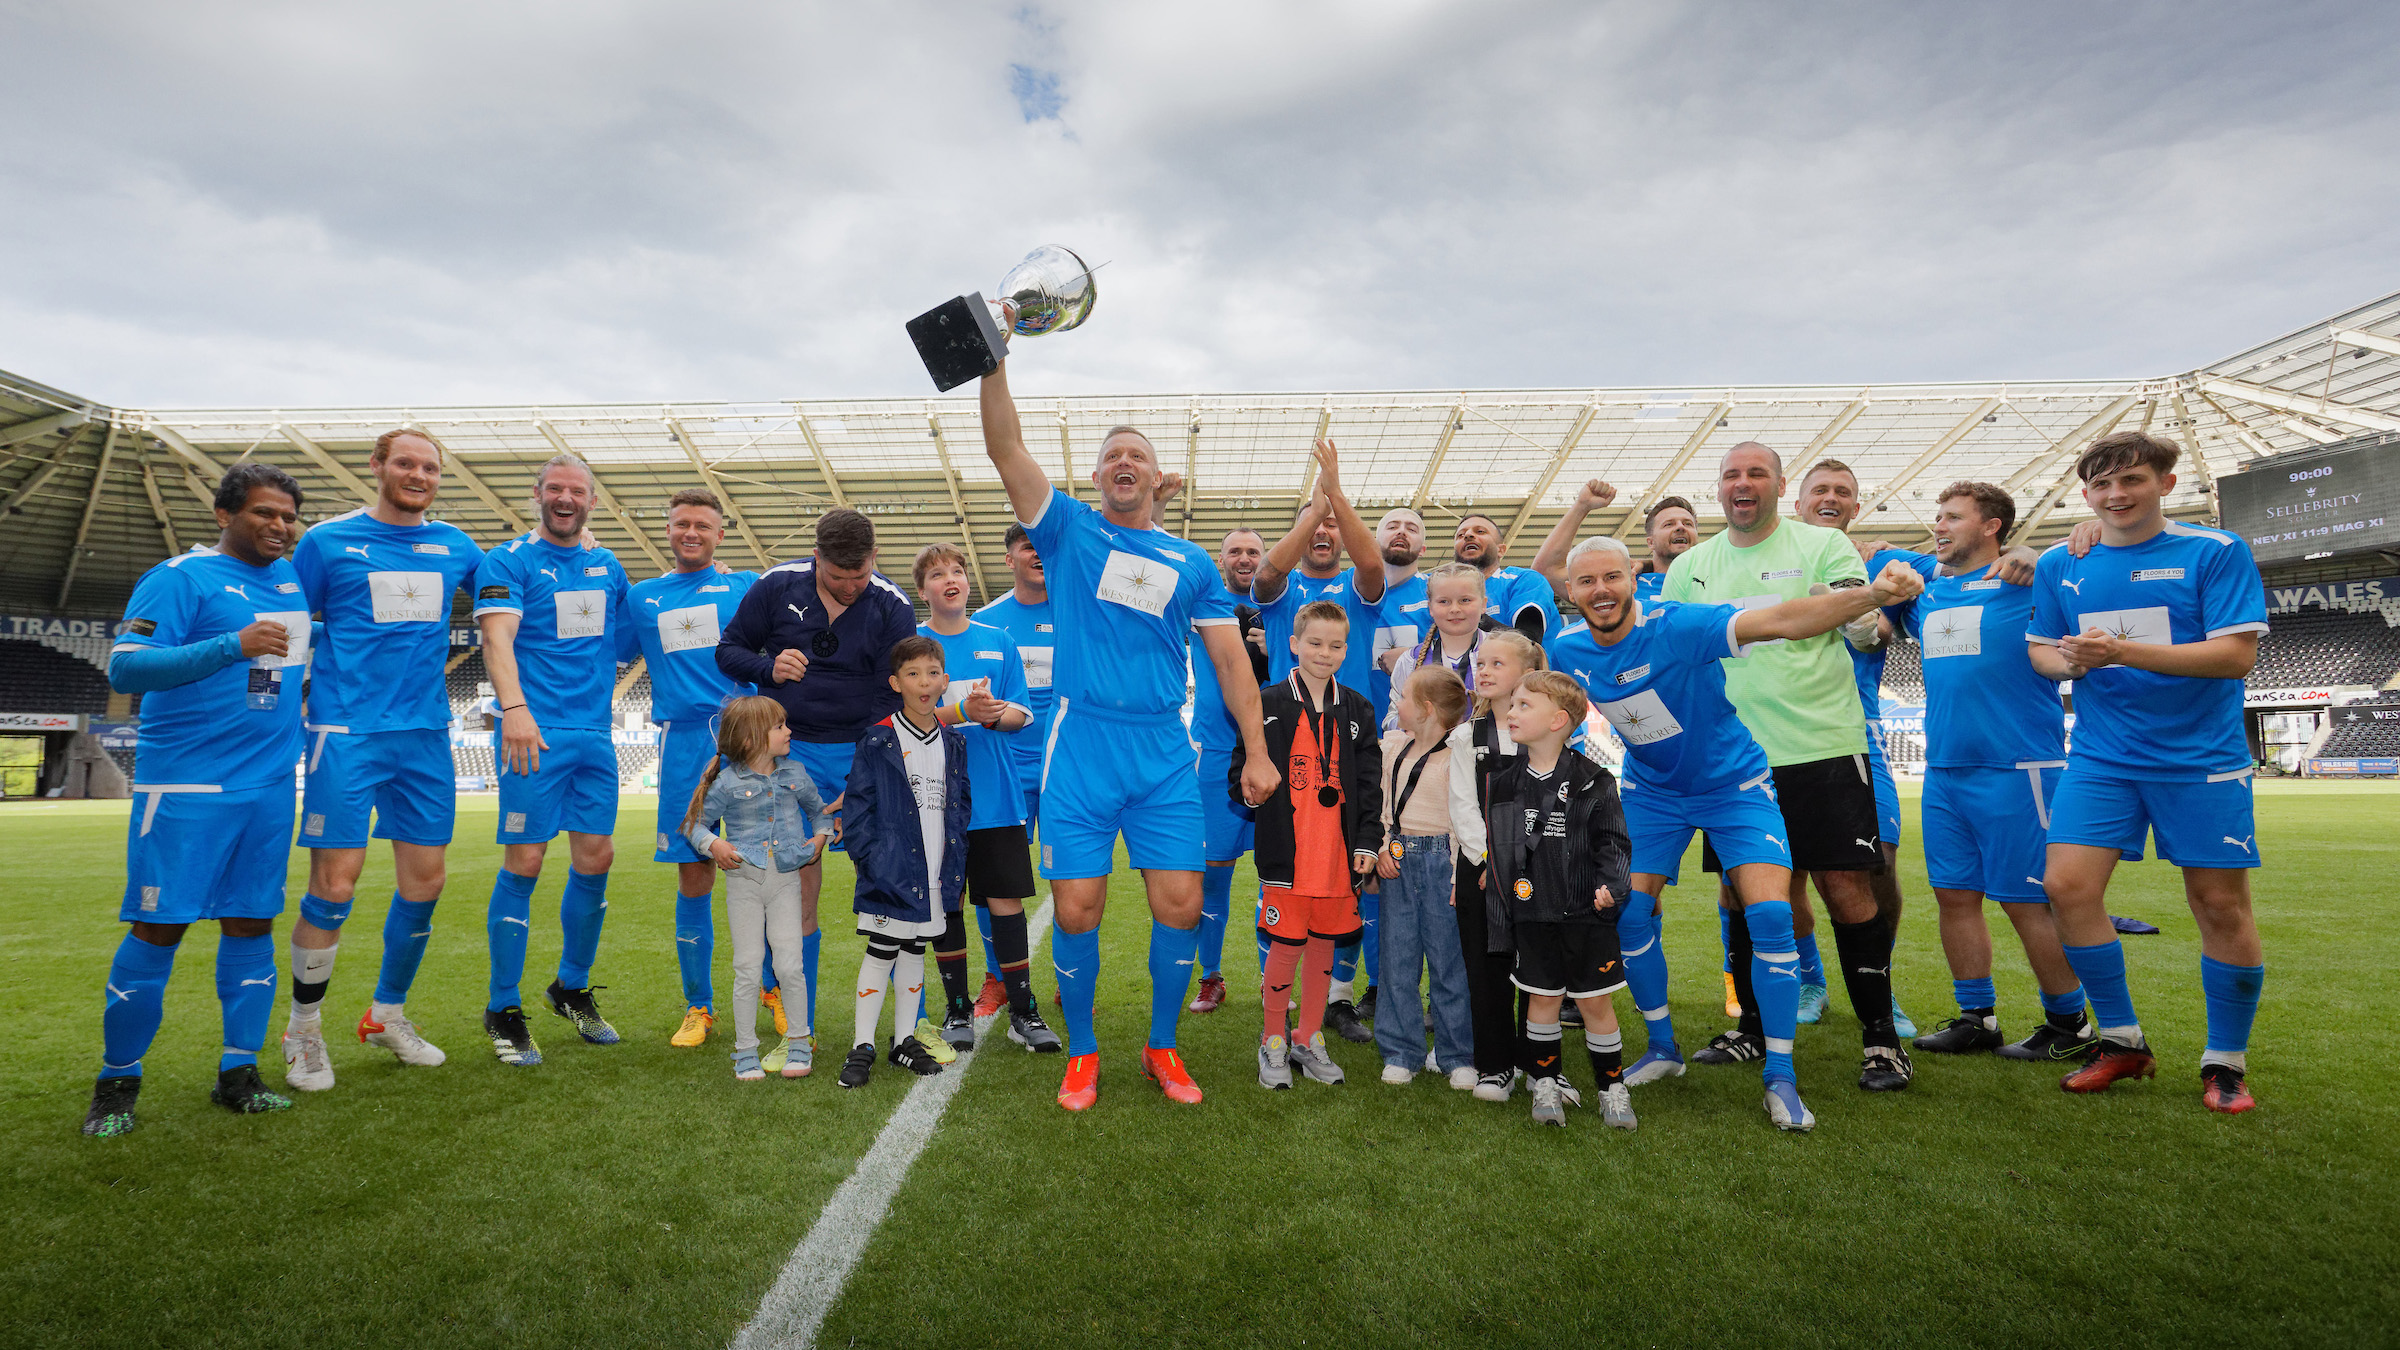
[{"left": 896, "top": 714, "right": 949, "bottom": 902}]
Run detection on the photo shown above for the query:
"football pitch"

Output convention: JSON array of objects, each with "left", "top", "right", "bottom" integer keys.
[{"left": 5, "top": 781, "right": 2396, "bottom": 1348}]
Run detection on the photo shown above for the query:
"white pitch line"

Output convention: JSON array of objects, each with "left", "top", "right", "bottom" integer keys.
[{"left": 731, "top": 899, "right": 1054, "bottom": 1350}]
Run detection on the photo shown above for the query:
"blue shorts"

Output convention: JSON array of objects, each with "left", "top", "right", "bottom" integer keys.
[
  {"left": 1865, "top": 722, "right": 1903, "bottom": 847},
  {"left": 1621, "top": 771, "right": 1790, "bottom": 887},
  {"left": 653, "top": 719, "right": 717, "bottom": 863},
  {"left": 791, "top": 738, "right": 855, "bottom": 854},
  {"left": 1195, "top": 744, "right": 1255, "bottom": 863},
  {"left": 495, "top": 726, "right": 618, "bottom": 844},
  {"left": 1020, "top": 782, "right": 1041, "bottom": 830},
  {"left": 1038, "top": 698, "right": 1202, "bottom": 878},
  {"left": 1923, "top": 763, "right": 2063, "bottom": 902},
  {"left": 299, "top": 726, "right": 455, "bottom": 849},
  {"left": 2047, "top": 767, "right": 2261, "bottom": 870},
  {"left": 122, "top": 781, "right": 295, "bottom": 924}
]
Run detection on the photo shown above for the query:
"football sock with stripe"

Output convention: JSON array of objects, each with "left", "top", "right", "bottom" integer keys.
[
  {"left": 100, "top": 932, "right": 178, "bottom": 1079},
  {"left": 1052, "top": 922, "right": 1101, "bottom": 1057},
  {"left": 1261, "top": 939, "right": 1302, "bottom": 1040},
  {"left": 2060, "top": 939, "right": 2141, "bottom": 1046},
  {"left": 674, "top": 890, "right": 713, "bottom": 1011},
  {"left": 891, "top": 940, "right": 926, "bottom": 1044},
  {"left": 287, "top": 938, "right": 337, "bottom": 1026},
  {"left": 1719, "top": 904, "right": 1736, "bottom": 976},
  {"left": 975, "top": 906, "right": 999, "bottom": 981},
  {"left": 1331, "top": 935, "right": 1360, "bottom": 993},
  {"left": 1954, "top": 975, "right": 1997, "bottom": 1018},
  {"left": 1198, "top": 863, "right": 1234, "bottom": 978},
  {"left": 934, "top": 920, "right": 970, "bottom": 1013},
  {"left": 1796, "top": 930, "right": 1826, "bottom": 987},
  {"left": 1830, "top": 916, "right": 1897, "bottom": 1044},
  {"left": 215, "top": 932, "right": 276, "bottom": 1072},
  {"left": 853, "top": 938, "right": 898, "bottom": 1049},
  {"left": 1588, "top": 1028, "right": 1625, "bottom": 1086},
  {"left": 992, "top": 909, "right": 1035, "bottom": 1014},
  {"left": 1146, "top": 918, "right": 1200, "bottom": 1049},
  {"left": 1744, "top": 900, "right": 1801, "bottom": 1085},
  {"left": 1523, "top": 1019, "right": 1564, "bottom": 1079},
  {"left": 2200, "top": 955, "right": 2264, "bottom": 1071},
  {"left": 375, "top": 895, "right": 438, "bottom": 1006},
  {"left": 1617, "top": 889, "right": 1678, "bottom": 1057},
  {"left": 555, "top": 869, "right": 608, "bottom": 990},
  {"left": 1358, "top": 889, "right": 1380, "bottom": 997},
  {"left": 485, "top": 869, "right": 539, "bottom": 1011}
]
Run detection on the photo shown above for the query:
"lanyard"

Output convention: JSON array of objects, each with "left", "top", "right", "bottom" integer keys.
[{"left": 1287, "top": 673, "right": 1339, "bottom": 806}]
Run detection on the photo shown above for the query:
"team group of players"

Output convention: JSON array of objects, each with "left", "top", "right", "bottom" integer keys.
[{"left": 80, "top": 357, "right": 2272, "bottom": 1136}]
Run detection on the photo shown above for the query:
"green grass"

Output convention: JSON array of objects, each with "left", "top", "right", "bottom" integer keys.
[{"left": 5, "top": 783, "right": 2398, "bottom": 1348}]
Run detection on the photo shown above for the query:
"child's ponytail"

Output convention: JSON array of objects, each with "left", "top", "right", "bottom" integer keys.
[{"left": 682, "top": 756, "right": 724, "bottom": 838}]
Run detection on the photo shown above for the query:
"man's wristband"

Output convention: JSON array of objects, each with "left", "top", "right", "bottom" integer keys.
[{"left": 501, "top": 702, "right": 526, "bottom": 712}]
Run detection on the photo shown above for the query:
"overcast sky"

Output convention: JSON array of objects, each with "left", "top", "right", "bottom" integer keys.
[{"left": 3, "top": 2, "right": 2395, "bottom": 409}]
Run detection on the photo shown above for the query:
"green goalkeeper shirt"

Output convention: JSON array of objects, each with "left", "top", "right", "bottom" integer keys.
[{"left": 1661, "top": 515, "right": 1868, "bottom": 767}]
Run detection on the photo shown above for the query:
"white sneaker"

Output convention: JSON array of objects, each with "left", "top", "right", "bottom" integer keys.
[
  {"left": 1448, "top": 1066, "right": 1479, "bottom": 1091},
  {"left": 360, "top": 1007, "right": 447, "bottom": 1067},
  {"left": 1380, "top": 1062, "right": 1414, "bottom": 1085},
  {"left": 281, "top": 1025, "right": 334, "bottom": 1091},
  {"left": 1472, "top": 1070, "right": 1514, "bottom": 1102},
  {"left": 1599, "top": 1083, "right": 1637, "bottom": 1131},
  {"left": 1529, "top": 1074, "right": 1566, "bottom": 1126}
]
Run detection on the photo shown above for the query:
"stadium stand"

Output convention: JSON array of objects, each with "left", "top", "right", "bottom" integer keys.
[
  {"left": 0, "top": 638, "right": 113, "bottom": 714},
  {"left": 2322, "top": 694, "right": 2400, "bottom": 758},
  {"left": 2248, "top": 606, "right": 2400, "bottom": 689}
]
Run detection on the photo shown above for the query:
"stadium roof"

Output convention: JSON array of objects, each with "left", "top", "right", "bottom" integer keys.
[{"left": 4, "top": 289, "right": 2397, "bottom": 617}]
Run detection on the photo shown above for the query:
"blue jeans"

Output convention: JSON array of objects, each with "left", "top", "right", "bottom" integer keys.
[{"left": 1374, "top": 834, "right": 1472, "bottom": 1073}]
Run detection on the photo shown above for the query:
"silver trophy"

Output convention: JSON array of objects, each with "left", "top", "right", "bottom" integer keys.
[{"left": 907, "top": 245, "right": 1098, "bottom": 391}]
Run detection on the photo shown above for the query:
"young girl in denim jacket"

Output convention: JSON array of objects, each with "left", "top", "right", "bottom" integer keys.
[{"left": 685, "top": 696, "right": 832, "bottom": 1080}]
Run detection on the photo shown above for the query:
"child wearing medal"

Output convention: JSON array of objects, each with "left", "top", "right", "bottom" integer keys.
[
  {"left": 1230, "top": 600, "right": 1384, "bottom": 1090},
  {"left": 1371, "top": 665, "right": 1476, "bottom": 1087}
]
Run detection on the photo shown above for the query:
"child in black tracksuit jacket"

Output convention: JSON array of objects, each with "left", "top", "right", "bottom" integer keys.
[
  {"left": 1483, "top": 670, "right": 1637, "bottom": 1129},
  {"left": 1230, "top": 601, "right": 1383, "bottom": 1088}
]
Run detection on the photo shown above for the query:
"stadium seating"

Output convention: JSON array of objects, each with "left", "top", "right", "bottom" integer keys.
[
  {"left": 2321, "top": 693, "right": 2400, "bottom": 758},
  {"left": 2251, "top": 608, "right": 2400, "bottom": 689},
  {"left": 0, "top": 639, "right": 115, "bottom": 714}
]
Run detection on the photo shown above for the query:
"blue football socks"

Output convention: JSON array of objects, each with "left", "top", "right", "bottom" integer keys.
[
  {"left": 2060, "top": 939, "right": 2140, "bottom": 1043},
  {"left": 1744, "top": 900, "right": 1801, "bottom": 1086},
  {"left": 1332, "top": 936, "right": 1360, "bottom": 987},
  {"left": 1796, "top": 930, "right": 1826, "bottom": 987},
  {"left": 976, "top": 906, "right": 1000, "bottom": 980},
  {"left": 1147, "top": 919, "right": 1200, "bottom": 1049},
  {"left": 1198, "top": 864, "right": 1234, "bottom": 979},
  {"left": 2200, "top": 954, "right": 2265, "bottom": 1068},
  {"left": 2039, "top": 983, "right": 2089, "bottom": 1021},
  {"left": 374, "top": 895, "right": 439, "bottom": 1005},
  {"left": 1358, "top": 889, "right": 1380, "bottom": 992},
  {"left": 214, "top": 932, "right": 276, "bottom": 1071},
  {"left": 1052, "top": 921, "right": 1101, "bottom": 1057},
  {"left": 555, "top": 869, "right": 608, "bottom": 989},
  {"left": 802, "top": 927, "right": 821, "bottom": 1036},
  {"left": 1719, "top": 904, "right": 1736, "bottom": 975},
  {"left": 298, "top": 890, "right": 353, "bottom": 931},
  {"left": 486, "top": 868, "right": 539, "bottom": 1011},
  {"left": 674, "top": 889, "right": 713, "bottom": 1011},
  {"left": 1618, "top": 889, "right": 1678, "bottom": 1057},
  {"left": 1954, "top": 975, "right": 1998, "bottom": 1012},
  {"left": 99, "top": 933, "right": 178, "bottom": 1078}
]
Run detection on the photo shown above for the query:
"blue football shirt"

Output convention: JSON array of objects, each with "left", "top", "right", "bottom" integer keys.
[
  {"left": 1024, "top": 488, "right": 1237, "bottom": 717},
  {"left": 2027, "top": 522, "right": 2268, "bottom": 780},
  {"left": 291, "top": 510, "right": 484, "bottom": 734},
  {"left": 1633, "top": 570, "right": 1668, "bottom": 602},
  {"left": 1548, "top": 599, "right": 1771, "bottom": 796},
  {"left": 629, "top": 567, "right": 757, "bottom": 722},
  {"left": 472, "top": 533, "right": 633, "bottom": 731},
  {"left": 922, "top": 619, "right": 1032, "bottom": 829},
  {"left": 1485, "top": 565, "right": 1561, "bottom": 641},
  {"left": 115, "top": 547, "right": 310, "bottom": 790},
  {"left": 1882, "top": 559, "right": 2066, "bottom": 768},
  {"left": 1255, "top": 567, "right": 1383, "bottom": 697},
  {"left": 1187, "top": 577, "right": 1253, "bottom": 753},
  {"left": 976, "top": 591, "right": 1056, "bottom": 789},
  {"left": 1370, "top": 571, "right": 1429, "bottom": 720}
]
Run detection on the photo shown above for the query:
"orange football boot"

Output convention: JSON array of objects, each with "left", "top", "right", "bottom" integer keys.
[
  {"left": 973, "top": 973, "right": 1008, "bottom": 1019},
  {"left": 2200, "top": 1064, "right": 2256, "bottom": 1114},
  {"left": 1143, "top": 1047, "right": 1204, "bottom": 1105},
  {"left": 1057, "top": 1053, "right": 1100, "bottom": 1111},
  {"left": 2060, "top": 1040, "right": 2157, "bottom": 1093}
]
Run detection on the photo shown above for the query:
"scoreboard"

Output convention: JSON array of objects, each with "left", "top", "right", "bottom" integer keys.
[{"left": 2217, "top": 436, "right": 2400, "bottom": 565}]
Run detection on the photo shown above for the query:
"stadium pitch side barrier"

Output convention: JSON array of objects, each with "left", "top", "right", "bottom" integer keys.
[{"left": 2305, "top": 757, "right": 2400, "bottom": 778}]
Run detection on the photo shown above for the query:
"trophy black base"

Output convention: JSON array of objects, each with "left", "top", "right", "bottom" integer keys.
[{"left": 907, "top": 292, "right": 1009, "bottom": 392}]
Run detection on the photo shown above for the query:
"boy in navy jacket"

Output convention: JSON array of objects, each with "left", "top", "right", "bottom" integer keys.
[{"left": 836, "top": 636, "right": 972, "bottom": 1088}]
